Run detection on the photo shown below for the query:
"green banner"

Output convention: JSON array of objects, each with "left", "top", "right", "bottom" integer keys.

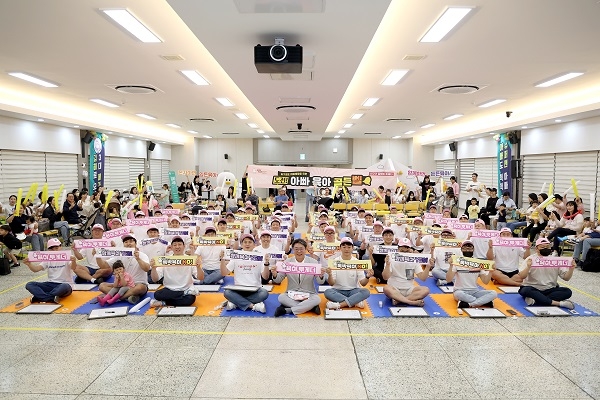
[{"left": 168, "top": 171, "right": 180, "bottom": 203}]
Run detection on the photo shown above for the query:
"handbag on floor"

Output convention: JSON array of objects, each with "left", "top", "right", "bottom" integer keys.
[{"left": 0, "top": 256, "right": 11, "bottom": 275}]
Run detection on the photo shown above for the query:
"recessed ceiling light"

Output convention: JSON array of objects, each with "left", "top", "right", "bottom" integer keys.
[
  {"left": 420, "top": 124, "right": 435, "bottom": 129},
  {"left": 535, "top": 72, "right": 584, "bottom": 88},
  {"left": 166, "top": 123, "right": 181, "bottom": 128},
  {"left": 128, "top": 136, "right": 134, "bottom": 138},
  {"left": 215, "top": 97, "right": 234, "bottom": 107},
  {"left": 90, "top": 98, "right": 119, "bottom": 108},
  {"left": 404, "top": 130, "right": 416, "bottom": 135},
  {"left": 420, "top": 7, "right": 473, "bottom": 43},
  {"left": 102, "top": 9, "right": 162, "bottom": 43},
  {"left": 489, "top": 132, "right": 496, "bottom": 134},
  {"left": 392, "top": 136, "right": 401, "bottom": 139},
  {"left": 478, "top": 99, "right": 506, "bottom": 108},
  {"left": 555, "top": 119, "right": 562, "bottom": 122},
  {"left": 443, "top": 114, "right": 463, "bottom": 120},
  {"left": 521, "top": 126, "right": 528, "bottom": 129},
  {"left": 256, "top": 129, "right": 265, "bottom": 134},
  {"left": 187, "top": 130, "right": 198, "bottom": 134},
  {"left": 37, "top": 118, "right": 44, "bottom": 122},
  {"left": 351, "top": 113, "right": 364, "bottom": 119},
  {"left": 362, "top": 98, "right": 380, "bottom": 107},
  {"left": 73, "top": 125, "right": 79, "bottom": 128},
  {"left": 334, "top": 135, "right": 341, "bottom": 138},
  {"left": 8, "top": 72, "right": 58, "bottom": 88},
  {"left": 235, "top": 113, "right": 248, "bottom": 120},
  {"left": 263, "top": 135, "right": 270, "bottom": 139},
  {"left": 179, "top": 70, "right": 210, "bottom": 86},
  {"left": 247, "top": 123, "right": 258, "bottom": 128},
  {"left": 381, "top": 69, "right": 409, "bottom": 86},
  {"left": 338, "top": 130, "right": 346, "bottom": 134},
  {"left": 106, "top": 131, "right": 112, "bottom": 134},
  {"left": 136, "top": 113, "right": 156, "bottom": 120},
  {"left": 202, "top": 135, "right": 212, "bottom": 139},
  {"left": 343, "top": 123, "right": 353, "bottom": 128}
]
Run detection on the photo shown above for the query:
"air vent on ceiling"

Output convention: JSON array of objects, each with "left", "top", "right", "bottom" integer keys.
[
  {"left": 386, "top": 118, "right": 411, "bottom": 122},
  {"left": 113, "top": 85, "right": 157, "bottom": 94},
  {"left": 221, "top": 132, "right": 239, "bottom": 135},
  {"left": 189, "top": 118, "right": 215, "bottom": 122},
  {"left": 364, "top": 132, "right": 381, "bottom": 135},
  {"left": 288, "top": 130, "right": 312, "bottom": 134},
  {"left": 437, "top": 84, "right": 480, "bottom": 95},
  {"left": 286, "top": 116, "right": 310, "bottom": 120},
  {"left": 403, "top": 54, "right": 427, "bottom": 61},
  {"left": 271, "top": 71, "right": 313, "bottom": 81},
  {"left": 276, "top": 105, "right": 316, "bottom": 113},
  {"left": 160, "top": 55, "right": 185, "bottom": 61}
]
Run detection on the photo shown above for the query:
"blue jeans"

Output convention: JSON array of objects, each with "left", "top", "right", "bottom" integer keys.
[
  {"left": 53, "top": 221, "right": 70, "bottom": 241},
  {"left": 26, "top": 281, "right": 72, "bottom": 302},
  {"left": 453, "top": 289, "right": 497, "bottom": 306},
  {"left": 324, "top": 288, "right": 369, "bottom": 307},
  {"left": 224, "top": 288, "right": 269, "bottom": 310},
  {"left": 432, "top": 267, "right": 448, "bottom": 280},
  {"left": 506, "top": 221, "right": 526, "bottom": 232},
  {"left": 519, "top": 285, "right": 571, "bottom": 306},
  {"left": 197, "top": 269, "right": 223, "bottom": 284},
  {"left": 25, "top": 234, "right": 44, "bottom": 251},
  {"left": 573, "top": 238, "right": 600, "bottom": 261}
]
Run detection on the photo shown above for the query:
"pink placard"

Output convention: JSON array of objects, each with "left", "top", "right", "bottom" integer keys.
[
  {"left": 73, "top": 239, "right": 113, "bottom": 249},
  {"left": 423, "top": 213, "right": 442, "bottom": 221},
  {"left": 149, "top": 216, "right": 169, "bottom": 223},
  {"left": 531, "top": 256, "right": 573, "bottom": 268},
  {"left": 276, "top": 261, "right": 322, "bottom": 275},
  {"left": 159, "top": 209, "right": 180, "bottom": 215},
  {"left": 470, "top": 229, "right": 500, "bottom": 238},
  {"left": 492, "top": 237, "right": 529, "bottom": 247},
  {"left": 447, "top": 222, "right": 474, "bottom": 231},
  {"left": 28, "top": 251, "right": 71, "bottom": 262},
  {"left": 102, "top": 227, "right": 131, "bottom": 239},
  {"left": 126, "top": 218, "right": 152, "bottom": 226}
]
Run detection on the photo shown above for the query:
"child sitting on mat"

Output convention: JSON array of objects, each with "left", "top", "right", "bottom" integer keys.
[
  {"left": 447, "top": 240, "right": 497, "bottom": 309},
  {"left": 97, "top": 260, "right": 134, "bottom": 306}
]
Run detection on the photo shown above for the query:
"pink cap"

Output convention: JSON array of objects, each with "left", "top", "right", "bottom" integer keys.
[
  {"left": 441, "top": 228, "right": 454, "bottom": 235},
  {"left": 500, "top": 227, "right": 512, "bottom": 234},
  {"left": 318, "top": 220, "right": 329, "bottom": 226},
  {"left": 373, "top": 221, "right": 383, "bottom": 227},
  {"left": 204, "top": 226, "right": 217, "bottom": 233},
  {"left": 109, "top": 218, "right": 122, "bottom": 226},
  {"left": 170, "top": 216, "right": 181, "bottom": 222},
  {"left": 47, "top": 238, "right": 61, "bottom": 248},
  {"left": 340, "top": 237, "right": 353, "bottom": 245},
  {"left": 382, "top": 227, "right": 394, "bottom": 235},
  {"left": 146, "top": 224, "right": 159, "bottom": 232},
  {"left": 92, "top": 224, "right": 105, "bottom": 231},
  {"left": 413, "top": 217, "right": 423, "bottom": 222},
  {"left": 135, "top": 211, "right": 145, "bottom": 217},
  {"left": 324, "top": 226, "right": 335, "bottom": 233},
  {"left": 536, "top": 237, "right": 551, "bottom": 246},
  {"left": 475, "top": 219, "right": 485, "bottom": 225},
  {"left": 397, "top": 238, "right": 412, "bottom": 248},
  {"left": 240, "top": 233, "right": 256, "bottom": 243},
  {"left": 461, "top": 240, "right": 473, "bottom": 246}
]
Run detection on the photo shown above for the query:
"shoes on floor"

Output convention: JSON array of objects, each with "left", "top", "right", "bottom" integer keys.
[
  {"left": 274, "top": 305, "right": 286, "bottom": 317},
  {"left": 458, "top": 301, "right": 470, "bottom": 309},
  {"left": 356, "top": 301, "right": 365, "bottom": 309},
  {"left": 225, "top": 301, "right": 237, "bottom": 311},
  {"left": 252, "top": 302, "right": 266, "bottom": 313},
  {"left": 436, "top": 279, "right": 447, "bottom": 286},
  {"left": 524, "top": 297, "right": 535, "bottom": 306},
  {"left": 150, "top": 299, "right": 165, "bottom": 308},
  {"left": 326, "top": 301, "right": 340, "bottom": 310},
  {"left": 311, "top": 305, "right": 321, "bottom": 315},
  {"left": 559, "top": 300, "right": 575, "bottom": 310},
  {"left": 127, "top": 295, "right": 140, "bottom": 305}
]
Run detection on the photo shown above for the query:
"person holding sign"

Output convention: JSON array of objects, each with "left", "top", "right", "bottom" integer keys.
[
  {"left": 447, "top": 240, "right": 497, "bottom": 309},
  {"left": 516, "top": 238, "right": 576, "bottom": 309},
  {"left": 324, "top": 237, "right": 372, "bottom": 309},
  {"left": 192, "top": 226, "right": 226, "bottom": 285},
  {"left": 220, "top": 234, "right": 270, "bottom": 313},
  {"left": 253, "top": 230, "right": 283, "bottom": 284},
  {"left": 383, "top": 238, "right": 432, "bottom": 307},
  {"left": 73, "top": 224, "right": 113, "bottom": 284},
  {"left": 24, "top": 238, "right": 76, "bottom": 303},
  {"left": 546, "top": 200, "right": 584, "bottom": 256},
  {"left": 370, "top": 226, "right": 397, "bottom": 283},
  {"left": 97, "top": 260, "right": 134, "bottom": 306},
  {"left": 430, "top": 230, "right": 462, "bottom": 285},
  {"left": 150, "top": 237, "right": 203, "bottom": 308},
  {"left": 273, "top": 238, "right": 327, "bottom": 317},
  {"left": 486, "top": 228, "right": 530, "bottom": 286}
]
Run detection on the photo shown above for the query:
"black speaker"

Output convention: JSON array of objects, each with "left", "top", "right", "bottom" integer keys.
[
  {"left": 224, "top": 154, "right": 229, "bottom": 160},
  {"left": 148, "top": 141, "right": 156, "bottom": 151},
  {"left": 511, "top": 159, "right": 522, "bottom": 178},
  {"left": 378, "top": 154, "right": 383, "bottom": 160},
  {"left": 82, "top": 132, "right": 93, "bottom": 144},
  {"left": 449, "top": 142, "right": 457, "bottom": 152},
  {"left": 508, "top": 130, "right": 521, "bottom": 144}
]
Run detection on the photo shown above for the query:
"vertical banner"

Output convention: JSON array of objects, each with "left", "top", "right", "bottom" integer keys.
[
  {"left": 168, "top": 171, "right": 180, "bottom": 203},
  {"left": 88, "top": 132, "right": 105, "bottom": 194},
  {"left": 497, "top": 133, "right": 512, "bottom": 195}
]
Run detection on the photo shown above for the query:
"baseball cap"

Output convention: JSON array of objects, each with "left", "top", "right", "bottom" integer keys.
[
  {"left": 459, "top": 214, "right": 469, "bottom": 219},
  {"left": 397, "top": 238, "right": 412, "bottom": 248},
  {"left": 199, "top": 209, "right": 208, "bottom": 214},
  {"left": 373, "top": 221, "right": 383, "bottom": 227},
  {"left": 240, "top": 233, "right": 256, "bottom": 243},
  {"left": 413, "top": 217, "right": 423, "bottom": 223},
  {"left": 245, "top": 205, "right": 254, "bottom": 210},
  {"left": 122, "top": 233, "right": 137, "bottom": 242},
  {"left": 350, "top": 206, "right": 359, "bottom": 211},
  {"left": 324, "top": 226, "right": 335, "bottom": 233},
  {"left": 259, "top": 230, "right": 272, "bottom": 237},
  {"left": 135, "top": 211, "right": 145, "bottom": 217},
  {"left": 461, "top": 240, "right": 474, "bottom": 247},
  {"left": 146, "top": 224, "right": 159, "bottom": 232},
  {"left": 443, "top": 208, "right": 451, "bottom": 212},
  {"left": 475, "top": 219, "right": 485, "bottom": 225},
  {"left": 318, "top": 205, "right": 326, "bottom": 210},
  {"left": 382, "top": 227, "right": 394, "bottom": 235},
  {"left": 340, "top": 237, "right": 353, "bottom": 245},
  {"left": 500, "top": 227, "right": 512, "bottom": 234},
  {"left": 536, "top": 237, "right": 551, "bottom": 246},
  {"left": 390, "top": 205, "right": 397, "bottom": 210},
  {"left": 47, "top": 238, "right": 61, "bottom": 248},
  {"left": 225, "top": 212, "right": 235, "bottom": 218},
  {"left": 364, "top": 212, "right": 373, "bottom": 218},
  {"left": 92, "top": 224, "right": 105, "bottom": 231},
  {"left": 319, "top": 211, "right": 329, "bottom": 217},
  {"left": 170, "top": 216, "right": 181, "bottom": 223},
  {"left": 110, "top": 218, "right": 122, "bottom": 226},
  {"left": 318, "top": 220, "right": 329, "bottom": 226},
  {"left": 441, "top": 228, "right": 454, "bottom": 235},
  {"left": 358, "top": 208, "right": 365, "bottom": 213},
  {"left": 171, "top": 236, "right": 184, "bottom": 244},
  {"left": 204, "top": 226, "right": 216, "bottom": 233},
  {"left": 181, "top": 213, "right": 190, "bottom": 218},
  {"left": 217, "top": 218, "right": 227, "bottom": 225}
]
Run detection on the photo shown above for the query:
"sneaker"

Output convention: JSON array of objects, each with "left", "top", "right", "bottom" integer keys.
[
  {"left": 482, "top": 301, "right": 494, "bottom": 308},
  {"left": 127, "top": 295, "right": 140, "bottom": 305},
  {"left": 10, "top": 263, "right": 20, "bottom": 268},
  {"left": 217, "top": 279, "right": 224, "bottom": 285},
  {"left": 551, "top": 251, "right": 558, "bottom": 257},
  {"left": 30, "top": 296, "right": 41, "bottom": 304},
  {"left": 184, "top": 287, "right": 199, "bottom": 296},
  {"left": 524, "top": 297, "right": 535, "bottom": 306},
  {"left": 225, "top": 301, "right": 237, "bottom": 311},
  {"left": 53, "top": 296, "right": 60, "bottom": 304},
  {"left": 311, "top": 305, "right": 321, "bottom": 315},
  {"left": 458, "top": 301, "right": 470, "bottom": 309},
  {"left": 95, "top": 277, "right": 104, "bottom": 285},
  {"left": 274, "top": 305, "right": 286, "bottom": 317},
  {"left": 356, "top": 301, "right": 365, "bottom": 309},
  {"left": 326, "top": 301, "right": 341, "bottom": 310},
  {"left": 436, "top": 279, "right": 447, "bottom": 286},
  {"left": 150, "top": 299, "right": 165, "bottom": 308},
  {"left": 252, "top": 302, "right": 266, "bottom": 313},
  {"left": 559, "top": 300, "right": 575, "bottom": 310}
]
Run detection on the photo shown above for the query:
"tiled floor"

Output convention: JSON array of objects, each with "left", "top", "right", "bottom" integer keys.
[{"left": 1, "top": 215, "right": 599, "bottom": 399}]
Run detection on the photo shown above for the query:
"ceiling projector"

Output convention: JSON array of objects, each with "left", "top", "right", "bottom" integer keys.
[{"left": 254, "top": 38, "right": 303, "bottom": 73}]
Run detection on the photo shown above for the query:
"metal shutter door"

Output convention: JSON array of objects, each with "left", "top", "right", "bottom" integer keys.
[
  {"left": 149, "top": 160, "right": 162, "bottom": 183},
  {"left": 0, "top": 150, "right": 46, "bottom": 203},
  {"left": 521, "top": 154, "right": 555, "bottom": 206},
  {"left": 555, "top": 151, "right": 598, "bottom": 217},
  {"left": 161, "top": 160, "right": 171, "bottom": 186},
  {"left": 45, "top": 153, "right": 78, "bottom": 194},
  {"left": 128, "top": 158, "right": 145, "bottom": 189},
  {"left": 105, "top": 157, "right": 130, "bottom": 193},
  {"left": 474, "top": 157, "right": 497, "bottom": 191}
]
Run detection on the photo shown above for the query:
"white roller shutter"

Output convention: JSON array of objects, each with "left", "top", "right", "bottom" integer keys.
[
  {"left": 474, "top": 157, "right": 497, "bottom": 191},
  {"left": 521, "top": 154, "right": 555, "bottom": 206},
  {"left": 161, "top": 160, "right": 171, "bottom": 186},
  {"left": 105, "top": 157, "right": 130, "bottom": 193},
  {"left": 45, "top": 153, "right": 78, "bottom": 195},
  {"left": 436, "top": 159, "right": 456, "bottom": 176},
  {"left": 128, "top": 158, "right": 145, "bottom": 189},
  {"left": 0, "top": 150, "right": 46, "bottom": 204},
  {"left": 149, "top": 160, "right": 162, "bottom": 184},
  {"left": 458, "top": 159, "right": 475, "bottom": 192},
  {"left": 555, "top": 151, "right": 598, "bottom": 217}
]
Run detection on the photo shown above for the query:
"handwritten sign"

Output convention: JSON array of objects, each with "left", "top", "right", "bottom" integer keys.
[
  {"left": 314, "top": 242, "right": 340, "bottom": 252},
  {"left": 102, "top": 227, "right": 131, "bottom": 240},
  {"left": 159, "top": 209, "right": 180, "bottom": 215},
  {"left": 435, "top": 238, "right": 463, "bottom": 248},
  {"left": 452, "top": 255, "right": 494, "bottom": 270},
  {"left": 391, "top": 252, "right": 431, "bottom": 264},
  {"left": 28, "top": 251, "right": 71, "bottom": 262},
  {"left": 193, "top": 237, "right": 227, "bottom": 246},
  {"left": 192, "top": 215, "right": 216, "bottom": 223},
  {"left": 447, "top": 222, "right": 474, "bottom": 231},
  {"left": 531, "top": 256, "right": 573, "bottom": 268},
  {"left": 153, "top": 255, "right": 196, "bottom": 267},
  {"left": 372, "top": 245, "right": 397, "bottom": 255},
  {"left": 328, "top": 259, "right": 370, "bottom": 270},
  {"left": 229, "top": 250, "right": 264, "bottom": 262},
  {"left": 470, "top": 229, "right": 501, "bottom": 238},
  {"left": 277, "top": 261, "right": 322, "bottom": 275},
  {"left": 96, "top": 248, "right": 134, "bottom": 258},
  {"left": 73, "top": 239, "right": 113, "bottom": 249},
  {"left": 492, "top": 237, "right": 529, "bottom": 247},
  {"left": 163, "top": 229, "right": 190, "bottom": 236}
]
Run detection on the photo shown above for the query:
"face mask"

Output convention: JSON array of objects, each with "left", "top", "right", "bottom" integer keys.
[
  {"left": 462, "top": 251, "right": 474, "bottom": 258},
  {"left": 539, "top": 248, "right": 552, "bottom": 256}
]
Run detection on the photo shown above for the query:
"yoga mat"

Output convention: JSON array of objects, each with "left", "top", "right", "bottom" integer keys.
[{"left": 71, "top": 293, "right": 152, "bottom": 315}]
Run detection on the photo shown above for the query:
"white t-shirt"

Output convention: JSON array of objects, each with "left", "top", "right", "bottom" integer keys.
[
  {"left": 195, "top": 244, "right": 226, "bottom": 271},
  {"left": 139, "top": 238, "right": 168, "bottom": 258},
  {"left": 433, "top": 247, "right": 462, "bottom": 272},
  {"left": 464, "top": 181, "right": 486, "bottom": 199},
  {"left": 522, "top": 255, "right": 570, "bottom": 291},
  {"left": 330, "top": 256, "right": 365, "bottom": 290},
  {"left": 454, "top": 270, "right": 482, "bottom": 291},
  {"left": 155, "top": 265, "right": 195, "bottom": 291},
  {"left": 80, "top": 248, "right": 101, "bottom": 269},
  {"left": 388, "top": 260, "right": 422, "bottom": 291},
  {"left": 420, "top": 235, "right": 435, "bottom": 255},
  {"left": 470, "top": 234, "right": 488, "bottom": 258},
  {"left": 41, "top": 261, "right": 74, "bottom": 286},
  {"left": 390, "top": 224, "right": 407, "bottom": 239},
  {"left": 226, "top": 253, "right": 264, "bottom": 287},
  {"left": 493, "top": 246, "right": 525, "bottom": 273},
  {"left": 106, "top": 251, "right": 150, "bottom": 285}
]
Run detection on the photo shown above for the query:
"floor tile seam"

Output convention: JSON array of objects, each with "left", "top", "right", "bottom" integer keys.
[
  {"left": 0, "top": 274, "right": 47, "bottom": 296},
  {"left": 348, "top": 321, "right": 370, "bottom": 400}
]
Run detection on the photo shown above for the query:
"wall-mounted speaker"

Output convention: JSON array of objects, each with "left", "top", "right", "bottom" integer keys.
[
  {"left": 224, "top": 154, "right": 229, "bottom": 160},
  {"left": 82, "top": 132, "right": 93, "bottom": 144},
  {"left": 508, "top": 130, "right": 521, "bottom": 144},
  {"left": 148, "top": 141, "right": 156, "bottom": 151},
  {"left": 449, "top": 142, "right": 457, "bottom": 152},
  {"left": 378, "top": 154, "right": 383, "bottom": 160},
  {"left": 511, "top": 159, "right": 522, "bottom": 178}
]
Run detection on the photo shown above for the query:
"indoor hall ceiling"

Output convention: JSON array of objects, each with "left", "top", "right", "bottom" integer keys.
[{"left": 0, "top": 0, "right": 599, "bottom": 145}]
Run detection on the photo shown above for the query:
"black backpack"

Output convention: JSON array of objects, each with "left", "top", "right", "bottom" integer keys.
[{"left": 581, "top": 248, "right": 600, "bottom": 272}]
